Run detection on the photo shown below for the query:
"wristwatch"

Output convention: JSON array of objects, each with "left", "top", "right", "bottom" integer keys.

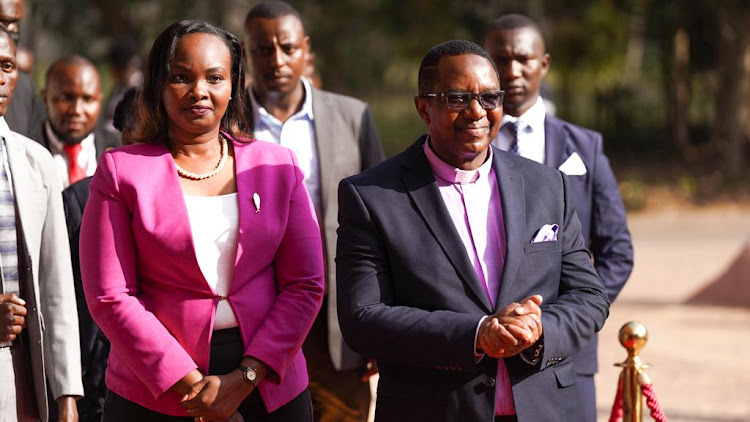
[{"left": 238, "top": 365, "right": 259, "bottom": 386}]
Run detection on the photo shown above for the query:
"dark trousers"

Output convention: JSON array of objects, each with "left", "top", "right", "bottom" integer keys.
[
  {"left": 102, "top": 328, "right": 313, "bottom": 422},
  {"left": 301, "top": 302, "right": 370, "bottom": 422}
]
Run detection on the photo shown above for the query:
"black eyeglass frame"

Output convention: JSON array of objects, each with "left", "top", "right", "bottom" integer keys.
[{"left": 418, "top": 90, "right": 505, "bottom": 110}]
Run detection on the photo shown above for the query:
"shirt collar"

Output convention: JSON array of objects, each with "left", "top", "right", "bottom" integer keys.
[
  {"left": 0, "top": 117, "right": 11, "bottom": 140},
  {"left": 249, "top": 76, "right": 315, "bottom": 125},
  {"left": 501, "top": 95, "right": 546, "bottom": 132},
  {"left": 423, "top": 137, "right": 494, "bottom": 185},
  {"left": 45, "top": 121, "right": 95, "bottom": 154}
]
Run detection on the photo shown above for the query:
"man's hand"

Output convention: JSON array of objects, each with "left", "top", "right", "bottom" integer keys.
[
  {"left": 477, "top": 295, "right": 543, "bottom": 358},
  {"left": 0, "top": 293, "right": 26, "bottom": 343},
  {"left": 182, "top": 371, "right": 253, "bottom": 422},
  {"left": 57, "top": 395, "right": 78, "bottom": 422}
]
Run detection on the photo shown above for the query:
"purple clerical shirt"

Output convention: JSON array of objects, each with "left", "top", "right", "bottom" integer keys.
[{"left": 423, "top": 140, "right": 515, "bottom": 416}]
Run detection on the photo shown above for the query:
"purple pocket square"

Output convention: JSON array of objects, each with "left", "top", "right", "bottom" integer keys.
[{"left": 531, "top": 224, "right": 559, "bottom": 243}]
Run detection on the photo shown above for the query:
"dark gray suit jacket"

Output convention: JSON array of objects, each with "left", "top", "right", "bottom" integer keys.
[
  {"left": 544, "top": 115, "right": 633, "bottom": 375},
  {"left": 336, "top": 138, "right": 609, "bottom": 421},
  {"left": 250, "top": 86, "right": 384, "bottom": 371}
]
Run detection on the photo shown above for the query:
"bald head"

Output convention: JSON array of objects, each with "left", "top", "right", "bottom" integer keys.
[
  {"left": 45, "top": 55, "right": 99, "bottom": 88},
  {"left": 42, "top": 55, "right": 102, "bottom": 144},
  {"left": 0, "top": 0, "right": 23, "bottom": 42}
]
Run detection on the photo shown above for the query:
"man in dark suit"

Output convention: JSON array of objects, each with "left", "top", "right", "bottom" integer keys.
[
  {"left": 336, "top": 39, "right": 610, "bottom": 421},
  {"left": 51, "top": 84, "right": 136, "bottom": 422},
  {"left": 484, "top": 14, "right": 633, "bottom": 421},
  {"left": 0, "top": 0, "right": 46, "bottom": 143},
  {"left": 40, "top": 55, "right": 119, "bottom": 189},
  {"left": 243, "top": 2, "right": 384, "bottom": 420}
]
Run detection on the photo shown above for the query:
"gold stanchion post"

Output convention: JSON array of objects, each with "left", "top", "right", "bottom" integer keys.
[{"left": 614, "top": 321, "right": 650, "bottom": 422}]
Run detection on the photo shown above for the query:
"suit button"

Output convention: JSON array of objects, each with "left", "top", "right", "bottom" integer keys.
[{"left": 484, "top": 377, "right": 496, "bottom": 388}]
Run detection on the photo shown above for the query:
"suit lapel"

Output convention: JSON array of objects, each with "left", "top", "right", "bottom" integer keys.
[
  {"left": 493, "top": 148, "right": 526, "bottom": 309},
  {"left": 311, "top": 88, "right": 336, "bottom": 221},
  {"left": 544, "top": 115, "right": 567, "bottom": 169},
  {"left": 400, "top": 139, "right": 493, "bottom": 312},
  {"left": 6, "top": 134, "right": 45, "bottom": 238}
]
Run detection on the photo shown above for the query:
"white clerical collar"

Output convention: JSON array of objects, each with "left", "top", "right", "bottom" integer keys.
[{"left": 423, "top": 137, "right": 494, "bottom": 185}]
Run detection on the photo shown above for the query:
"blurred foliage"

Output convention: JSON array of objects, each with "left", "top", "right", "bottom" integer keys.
[{"left": 22, "top": 0, "right": 750, "bottom": 184}]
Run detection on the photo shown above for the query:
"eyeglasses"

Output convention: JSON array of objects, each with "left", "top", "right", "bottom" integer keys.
[{"left": 419, "top": 90, "right": 505, "bottom": 110}]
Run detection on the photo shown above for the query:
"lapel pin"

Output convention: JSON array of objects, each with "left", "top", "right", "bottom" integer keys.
[{"left": 253, "top": 192, "right": 261, "bottom": 213}]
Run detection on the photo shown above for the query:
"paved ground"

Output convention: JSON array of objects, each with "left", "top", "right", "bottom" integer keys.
[{"left": 595, "top": 206, "right": 750, "bottom": 422}]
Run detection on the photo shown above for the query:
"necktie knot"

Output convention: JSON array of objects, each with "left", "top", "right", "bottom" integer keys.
[
  {"left": 503, "top": 120, "right": 521, "bottom": 155},
  {"left": 63, "top": 142, "right": 86, "bottom": 184},
  {"left": 504, "top": 120, "right": 519, "bottom": 135}
]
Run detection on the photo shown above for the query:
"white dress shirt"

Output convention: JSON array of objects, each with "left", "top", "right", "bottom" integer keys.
[
  {"left": 492, "top": 96, "right": 547, "bottom": 164},
  {"left": 45, "top": 121, "right": 97, "bottom": 188},
  {"left": 249, "top": 78, "right": 321, "bottom": 218}
]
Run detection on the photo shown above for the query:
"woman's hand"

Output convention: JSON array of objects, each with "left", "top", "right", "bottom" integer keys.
[{"left": 182, "top": 371, "right": 253, "bottom": 421}]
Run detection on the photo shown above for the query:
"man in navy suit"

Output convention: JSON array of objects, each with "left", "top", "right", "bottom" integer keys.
[
  {"left": 484, "top": 14, "right": 634, "bottom": 422},
  {"left": 336, "top": 39, "right": 609, "bottom": 421}
]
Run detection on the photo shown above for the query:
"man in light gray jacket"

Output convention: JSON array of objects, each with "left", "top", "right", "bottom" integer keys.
[{"left": 0, "top": 28, "right": 83, "bottom": 422}]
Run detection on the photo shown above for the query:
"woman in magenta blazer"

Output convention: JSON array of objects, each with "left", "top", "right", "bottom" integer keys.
[{"left": 80, "top": 20, "right": 324, "bottom": 421}]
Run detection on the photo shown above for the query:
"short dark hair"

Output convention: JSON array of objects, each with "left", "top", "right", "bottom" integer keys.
[
  {"left": 245, "top": 1, "right": 303, "bottom": 29},
  {"left": 130, "top": 19, "right": 250, "bottom": 144},
  {"left": 489, "top": 14, "right": 544, "bottom": 40},
  {"left": 109, "top": 36, "right": 141, "bottom": 69},
  {"left": 113, "top": 86, "right": 138, "bottom": 133},
  {"left": 44, "top": 55, "right": 99, "bottom": 88},
  {"left": 418, "top": 40, "right": 498, "bottom": 94}
]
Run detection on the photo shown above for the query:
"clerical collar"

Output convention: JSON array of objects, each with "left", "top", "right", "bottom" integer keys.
[{"left": 423, "top": 137, "right": 493, "bottom": 185}]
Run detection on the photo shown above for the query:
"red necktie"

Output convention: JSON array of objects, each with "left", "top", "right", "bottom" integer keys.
[{"left": 63, "top": 143, "right": 86, "bottom": 184}]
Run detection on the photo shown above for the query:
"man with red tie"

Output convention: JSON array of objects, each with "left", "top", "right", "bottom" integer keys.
[{"left": 40, "top": 55, "right": 120, "bottom": 188}]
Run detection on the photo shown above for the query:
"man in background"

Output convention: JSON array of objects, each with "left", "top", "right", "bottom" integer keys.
[
  {"left": 40, "top": 55, "right": 119, "bottom": 188},
  {"left": 243, "top": 2, "right": 384, "bottom": 420},
  {"left": 484, "top": 14, "right": 633, "bottom": 421},
  {"left": 0, "top": 0, "right": 45, "bottom": 142}
]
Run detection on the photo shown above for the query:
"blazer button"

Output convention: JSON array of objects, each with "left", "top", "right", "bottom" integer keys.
[{"left": 484, "top": 377, "right": 496, "bottom": 388}]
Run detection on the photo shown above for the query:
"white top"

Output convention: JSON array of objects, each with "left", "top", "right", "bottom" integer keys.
[
  {"left": 184, "top": 192, "right": 240, "bottom": 330},
  {"left": 249, "top": 77, "right": 321, "bottom": 219},
  {"left": 492, "top": 96, "right": 547, "bottom": 164},
  {"left": 45, "top": 121, "right": 98, "bottom": 188}
]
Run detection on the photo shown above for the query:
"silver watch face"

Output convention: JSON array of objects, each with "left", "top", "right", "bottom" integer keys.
[{"left": 244, "top": 367, "right": 258, "bottom": 383}]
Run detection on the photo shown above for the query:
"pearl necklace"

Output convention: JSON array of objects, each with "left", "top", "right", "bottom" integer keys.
[{"left": 174, "top": 135, "right": 228, "bottom": 180}]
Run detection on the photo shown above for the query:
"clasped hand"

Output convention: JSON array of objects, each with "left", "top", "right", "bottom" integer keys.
[
  {"left": 477, "top": 295, "right": 543, "bottom": 358},
  {"left": 181, "top": 371, "right": 252, "bottom": 422},
  {"left": 0, "top": 293, "right": 26, "bottom": 343}
]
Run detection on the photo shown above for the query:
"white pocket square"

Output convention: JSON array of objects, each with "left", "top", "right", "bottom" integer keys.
[
  {"left": 531, "top": 224, "right": 559, "bottom": 243},
  {"left": 558, "top": 152, "right": 587, "bottom": 176}
]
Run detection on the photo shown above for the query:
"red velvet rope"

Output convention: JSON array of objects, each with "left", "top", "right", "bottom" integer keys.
[
  {"left": 641, "top": 382, "right": 668, "bottom": 422},
  {"left": 609, "top": 373, "right": 624, "bottom": 422}
]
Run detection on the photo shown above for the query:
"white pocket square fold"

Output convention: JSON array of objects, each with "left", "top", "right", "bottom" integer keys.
[
  {"left": 558, "top": 152, "right": 587, "bottom": 176},
  {"left": 531, "top": 224, "right": 559, "bottom": 243}
]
